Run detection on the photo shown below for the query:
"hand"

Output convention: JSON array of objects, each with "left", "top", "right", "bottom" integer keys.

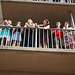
[
  {"left": 25, "top": 23, "right": 28, "bottom": 27},
  {"left": 37, "top": 25, "right": 39, "bottom": 28},
  {"left": 16, "top": 24, "right": 20, "bottom": 27},
  {"left": 44, "top": 27, "right": 47, "bottom": 29}
]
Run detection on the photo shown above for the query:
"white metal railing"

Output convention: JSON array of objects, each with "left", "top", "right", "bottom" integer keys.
[
  {"left": 0, "top": 26, "right": 75, "bottom": 49},
  {"left": 1, "top": 0, "right": 75, "bottom": 3}
]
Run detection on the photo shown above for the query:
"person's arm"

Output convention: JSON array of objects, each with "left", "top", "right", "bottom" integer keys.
[
  {"left": 8, "top": 24, "right": 13, "bottom": 27},
  {"left": 27, "top": 23, "right": 35, "bottom": 28},
  {"left": 39, "top": 25, "right": 50, "bottom": 29}
]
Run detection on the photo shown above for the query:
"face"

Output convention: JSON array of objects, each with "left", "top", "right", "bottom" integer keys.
[
  {"left": 28, "top": 19, "right": 33, "bottom": 25},
  {"left": 64, "top": 22, "right": 69, "bottom": 28},
  {"left": 16, "top": 22, "right": 21, "bottom": 27},
  {"left": 8, "top": 20, "right": 12, "bottom": 25},
  {"left": 56, "top": 22, "right": 61, "bottom": 27},
  {"left": 17, "top": 22, "right": 21, "bottom": 25},
  {"left": 3, "top": 20, "right": 8, "bottom": 25},
  {"left": 43, "top": 20, "right": 47, "bottom": 26}
]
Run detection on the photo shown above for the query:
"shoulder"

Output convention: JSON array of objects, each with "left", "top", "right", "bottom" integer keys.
[
  {"left": 69, "top": 27, "right": 73, "bottom": 29},
  {"left": 46, "top": 25, "right": 50, "bottom": 27},
  {"left": 63, "top": 27, "right": 65, "bottom": 29}
]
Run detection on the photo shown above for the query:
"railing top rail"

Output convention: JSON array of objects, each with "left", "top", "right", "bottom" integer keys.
[{"left": 0, "top": 26, "right": 75, "bottom": 31}]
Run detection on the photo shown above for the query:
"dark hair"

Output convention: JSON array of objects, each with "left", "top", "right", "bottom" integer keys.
[
  {"left": 44, "top": 19, "right": 50, "bottom": 25},
  {"left": 65, "top": 21, "right": 69, "bottom": 24}
]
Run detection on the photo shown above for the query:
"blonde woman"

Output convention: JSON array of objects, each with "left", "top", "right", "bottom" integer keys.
[{"left": 24, "top": 19, "right": 35, "bottom": 47}]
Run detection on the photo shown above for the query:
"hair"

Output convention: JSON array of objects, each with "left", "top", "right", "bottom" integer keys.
[
  {"left": 65, "top": 21, "right": 69, "bottom": 24},
  {"left": 56, "top": 22, "right": 61, "bottom": 26},
  {"left": 28, "top": 19, "right": 33, "bottom": 25},
  {"left": 3, "top": 20, "right": 8, "bottom": 25},
  {"left": 17, "top": 21, "right": 21, "bottom": 25},
  {"left": 56, "top": 22, "right": 61, "bottom": 24},
  {"left": 44, "top": 19, "right": 50, "bottom": 25},
  {"left": 8, "top": 20, "right": 12, "bottom": 25},
  {"left": 64, "top": 21, "right": 69, "bottom": 26}
]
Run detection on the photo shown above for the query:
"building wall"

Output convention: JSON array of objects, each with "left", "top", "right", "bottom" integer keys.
[
  {"left": 0, "top": 47, "right": 75, "bottom": 75},
  {"left": 1, "top": 1, "right": 75, "bottom": 27},
  {"left": 0, "top": 1, "right": 3, "bottom": 24},
  {"left": 1, "top": 0, "right": 33, "bottom": 1}
]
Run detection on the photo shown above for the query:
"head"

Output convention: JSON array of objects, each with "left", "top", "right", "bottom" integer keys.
[
  {"left": 8, "top": 20, "right": 12, "bottom": 25},
  {"left": 43, "top": 19, "right": 49, "bottom": 26},
  {"left": 16, "top": 21, "right": 21, "bottom": 26},
  {"left": 27, "top": 19, "right": 33, "bottom": 25},
  {"left": 3, "top": 20, "right": 8, "bottom": 25},
  {"left": 64, "top": 21, "right": 69, "bottom": 28},
  {"left": 56, "top": 22, "right": 61, "bottom": 28}
]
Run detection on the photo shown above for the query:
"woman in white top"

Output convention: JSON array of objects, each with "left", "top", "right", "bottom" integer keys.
[
  {"left": 24, "top": 19, "right": 35, "bottom": 47},
  {"left": 37, "top": 19, "right": 50, "bottom": 48}
]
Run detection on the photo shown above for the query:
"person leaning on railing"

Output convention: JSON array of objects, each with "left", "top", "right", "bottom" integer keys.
[
  {"left": 37, "top": 19, "right": 50, "bottom": 48},
  {"left": 0, "top": 20, "right": 12, "bottom": 46},
  {"left": 12, "top": 21, "right": 22, "bottom": 46},
  {"left": 24, "top": 19, "right": 35, "bottom": 47},
  {"left": 63, "top": 21, "right": 73, "bottom": 49},
  {"left": 52, "top": 22, "right": 63, "bottom": 49}
]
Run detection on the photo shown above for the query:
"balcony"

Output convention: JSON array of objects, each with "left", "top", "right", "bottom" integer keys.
[
  {"left": 0, "top": 25, "right": 75, "bottom": 75},
  {"left": 1, "top": 0, "right": 75, "bottom": 3},
  {"left": 0, "top": 1, "right": 75, "bottom": 75},
  {"left": 0, "top": 26, "right": 75, "bottom": 49}
]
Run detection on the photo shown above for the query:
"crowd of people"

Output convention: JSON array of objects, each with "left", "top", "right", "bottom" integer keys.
[{"left": 0, "top": 19, "right": 75, "bottom": 49}]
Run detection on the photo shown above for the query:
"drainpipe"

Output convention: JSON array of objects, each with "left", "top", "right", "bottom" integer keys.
[
  {"left": 70, "top": 11, "right": 75, "bottom": 40},
  {"left": 0, "top": 1, "right": 3, "bottom": 24},
  {"left": 70, "top": 11, "right": 75, "bottom": 29}
]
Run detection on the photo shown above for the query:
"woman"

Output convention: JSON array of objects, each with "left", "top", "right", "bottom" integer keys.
[
  {"left": 12, "top": 21, "right": 22, "bottom": 46},
  {"left": 37, "top": 19, "right": 50, "bottom": 48},
  {"left": 24, "top": 19, "right": 35, "bottom": 47},
  {"left": 0, "top": 20, "right": 12, "bottom": 46},
  {"left": 63, "top": 21, "right": 73, "bottom": 49}
]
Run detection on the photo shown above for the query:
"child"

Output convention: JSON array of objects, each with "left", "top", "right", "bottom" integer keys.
[
  {"left": 12, "top": 21, "right": 22, "bottom": 46},
  {"left": 52, "top": 22, "right": 63, "bottom": 49},
  {"left": 63, "top": 21, "right": 73, "bottom": 49},
  {"left": 0, "top": 20, "right": 12, "bottom": 46}
]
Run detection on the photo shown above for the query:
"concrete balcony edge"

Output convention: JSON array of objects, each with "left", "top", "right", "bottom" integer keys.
[
  {"left": 0, "top": 46, "right": 75, "bottom": 53},
  {"left": 1, "top": 1, "right": 75, "bottom": 6}
]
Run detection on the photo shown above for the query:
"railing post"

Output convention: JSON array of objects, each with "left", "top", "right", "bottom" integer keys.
[
  {"left": 70, "top": 11, "right": 75, "bottom": 49},
  {"left": 35, "top": 23, "right": 37, "bottom": 48},
  {"left": 70, "top": 11, "right": 75, "bottom": 28}
]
